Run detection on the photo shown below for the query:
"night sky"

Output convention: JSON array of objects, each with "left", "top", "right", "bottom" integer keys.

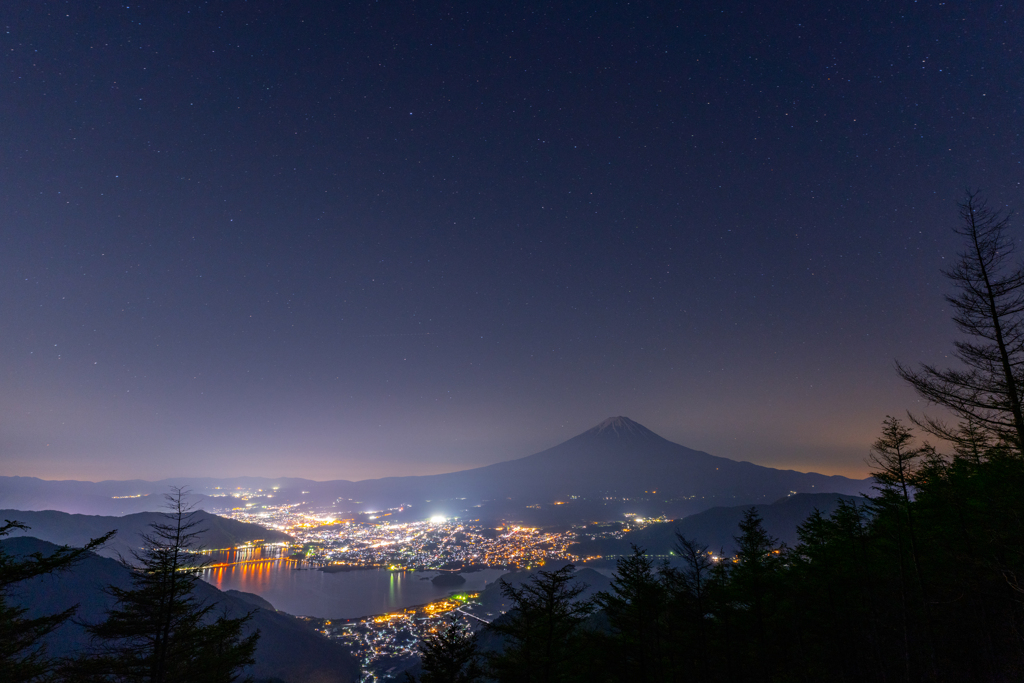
[{"left": 2, "top": 1, "right": 1021, "bottom": 482}]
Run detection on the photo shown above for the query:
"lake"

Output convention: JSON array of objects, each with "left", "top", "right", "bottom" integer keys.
[{"left": 199, "top": 546, "right": 508, "bottom": 618}]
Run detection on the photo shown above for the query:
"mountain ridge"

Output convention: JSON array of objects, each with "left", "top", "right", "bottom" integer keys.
[
  {"left": 0, "top": 509, "right": 292, "bottom": 559},
  {"left": 570, "top": 492, "right": 870, "bottom": 558},
  {"left": 1, "top": 417, "right": 870, "bottom": 520}
]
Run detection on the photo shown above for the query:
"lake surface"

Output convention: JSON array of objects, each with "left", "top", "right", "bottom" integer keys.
[{"left": 200, "top": 546, "right": 508, "bottom": 618}]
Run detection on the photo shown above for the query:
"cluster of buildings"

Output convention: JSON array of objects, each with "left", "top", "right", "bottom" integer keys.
[
  {"left": 309, "top": 594, "right": 482, "bottom": 683},
  {"left": 298, "top": 520, "right": 584, "bottom": 571},
  {"left": 220, "top": 503, "right": 596, "bottom": 570}
]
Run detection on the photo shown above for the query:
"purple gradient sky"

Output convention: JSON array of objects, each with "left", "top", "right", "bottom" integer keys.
[{"left": 2, "top": 0, "right": 1021, "bottom": 482}]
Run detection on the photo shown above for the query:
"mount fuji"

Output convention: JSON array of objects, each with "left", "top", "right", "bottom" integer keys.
[
  {"left": 328, "top": 416, "right": 869, "bottom": 518},
  {"left": 0, "top": 417, "right": 870, "bottom": 521}
]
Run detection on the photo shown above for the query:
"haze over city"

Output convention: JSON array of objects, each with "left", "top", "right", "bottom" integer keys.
[{"left": 3, "top": 0, "right": 1020, "bottom": 482}]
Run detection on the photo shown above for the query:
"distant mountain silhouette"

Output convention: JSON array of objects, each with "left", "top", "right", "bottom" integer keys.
[
  {"left": 0, "top": 417, "right": 871, "bottom": 521},
  {"left": 3, "top": 537, "right": 359, "bottom": 683},
  {"left": 0, "top": 509, "right": 292, "bottom": 559},
  {"left": 333, "top": 417, "right": 870, "bottom": 516},
  {"left": 571, "top": 492, "right": 870, "bottom": 558},
  {"left": 0, "top": 477, "right": 219, "bottom": 515}
]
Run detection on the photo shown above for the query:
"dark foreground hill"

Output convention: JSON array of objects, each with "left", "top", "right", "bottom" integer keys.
[
  {"left": 0, "top": 508, "right": 292, "bottom": 559},
  {"left": 571, "top": 491, "right": 869, "bottom": 558},
  {"left": 0, "top": 417, "right": 871, "bottom": 522},
  {"left": 4, "top": 537, "right": 359, "bottom": 683}
]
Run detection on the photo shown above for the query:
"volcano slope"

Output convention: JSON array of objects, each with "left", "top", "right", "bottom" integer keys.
[{"left": 332, "top": 417, "right": 870, "bottom": 521}]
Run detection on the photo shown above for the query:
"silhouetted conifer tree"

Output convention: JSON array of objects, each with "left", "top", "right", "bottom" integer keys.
[
  {"left": 485, "top": 564, "right": 593, "bottom": 683},
  {"left": 71, "top": 489, "right": 258, "bottom": 683},
  {"left": 728, "top": 507, "right": 785, "bottom": 679},
  {"left": 662, "top": 534, "right": 715, "bottom": 677},
  {"left": 786, "top": 502, "right": 888, "bottom": 681},
  {"left": 593, "top": 545, "right": 669, "bottom": 683},
  {"left": 868, "top": 417, "right": 937, "bottom": 680},
  {"left": 897, "top": 191, "right": 1024, "bottom": 452},
  {"left": 407, "top": 616, "right": 482, "bottom": 683}
]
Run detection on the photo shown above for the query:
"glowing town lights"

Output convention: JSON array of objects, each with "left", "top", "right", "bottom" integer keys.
[
  {"left": 220, "top": 505, "right": 586, "bottom": 573},
  {"left": 372, "top": 613, "right": 405, "bottom": 624}
]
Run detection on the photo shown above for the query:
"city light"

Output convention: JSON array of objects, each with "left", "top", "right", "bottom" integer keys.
[{"left": 202, "top": 500, "right": 679, "bottom": 682}]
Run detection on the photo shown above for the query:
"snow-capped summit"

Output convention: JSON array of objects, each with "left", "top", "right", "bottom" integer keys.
[{"left": 587, "top": 416, "right": 660, "bottom": 439}]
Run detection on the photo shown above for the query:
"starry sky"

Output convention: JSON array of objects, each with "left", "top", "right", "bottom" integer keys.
[{"left": 2, "top": 0, "right": 1021, "bottom": 482}]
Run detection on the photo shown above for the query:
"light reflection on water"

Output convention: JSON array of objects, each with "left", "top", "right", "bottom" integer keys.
[{"left": 200, "top": 546, "right": 507, "bottom": 618}]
